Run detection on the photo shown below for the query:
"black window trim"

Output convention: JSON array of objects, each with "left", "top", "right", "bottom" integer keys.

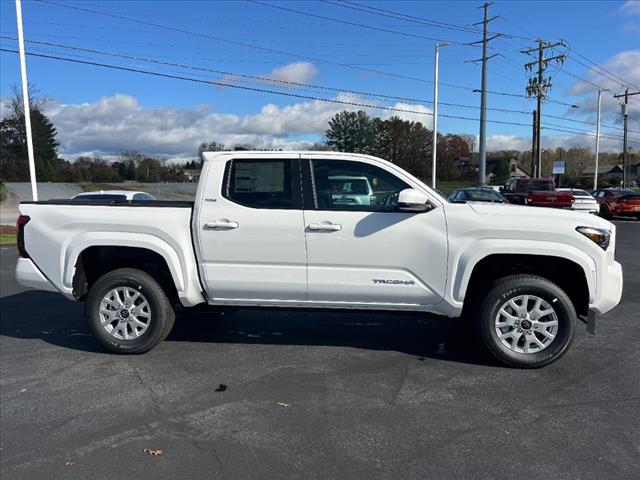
[{"left": 222, "top": 158, "right": 303, "bottom": 210}]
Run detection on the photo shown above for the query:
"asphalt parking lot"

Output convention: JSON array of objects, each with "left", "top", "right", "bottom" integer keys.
[{"left": 1, "top": 220, "right": 638, "bottom": 480}]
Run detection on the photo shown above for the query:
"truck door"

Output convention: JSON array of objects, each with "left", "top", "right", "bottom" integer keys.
[
  {"left": 195, "top": 153, "right": 307, "bottom": 302},
  {"left": 301, "top": 156, "right": 447, "bottom": 306}
]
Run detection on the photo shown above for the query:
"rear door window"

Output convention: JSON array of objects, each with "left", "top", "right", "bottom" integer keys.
[{"left": 223, "top": 159, "right": 299, "bottom": 209}]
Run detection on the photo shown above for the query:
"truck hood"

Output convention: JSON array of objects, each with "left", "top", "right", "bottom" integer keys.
[{"left": 466, "top": 203, "right": 612, "bottom": 230}]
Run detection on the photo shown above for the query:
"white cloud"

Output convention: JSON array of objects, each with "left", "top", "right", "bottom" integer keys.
[
  {"left": 38, "top": 93, "right": 350, "bottom": 159},
  {"left": 32, "top": 92, "right": 437, "bottom": 160},
  {"left": 617, "top": 0, "right": 640, "bottom": 16},
  {"left": 485, "top": 132, "right": 623, "bottom": 153},
  {"left": 381, "top": 102, "right": 434, "bottom": 129},
  {"left": 3, "top": 89, "right": 624, "bottom": 162},
  {"left": 567, "top": 50, "right": 640, "bottom": 124},
  {"left": 266, "top": 62, "right": 319, "bottom": 84}
]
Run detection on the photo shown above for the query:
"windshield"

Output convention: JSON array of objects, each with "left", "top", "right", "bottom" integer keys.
[
  {"left": 519, "top": 181, "right": 554, "bottom": 192},
  {"left": 611, "top": 189, "right": 639, "bottom": 197},
  {"left": 329, "top": 179, "right": 369, "bottom": 195},
  {"left": 465, "top": 189, "right": 505, "bottom": 202},
  {"left": 570, "top": 190, "right": 591, "bottom": 197}
]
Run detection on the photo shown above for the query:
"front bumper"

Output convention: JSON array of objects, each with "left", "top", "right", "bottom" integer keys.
[
  {"left": 590, "top": 260, "right": 623, "bottom": 315},
  {"left": 15, "top": 258, "right": 57, "bottom": 293}
]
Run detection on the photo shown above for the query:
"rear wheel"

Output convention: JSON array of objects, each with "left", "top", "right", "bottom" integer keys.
[
  {"left": 477, "top": 275, "right": 575, "bottom": 368},
  {"left": 85, "top": 268, "right": 175, "bottom": 353}
]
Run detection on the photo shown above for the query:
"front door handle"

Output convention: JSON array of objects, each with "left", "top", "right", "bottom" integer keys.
[
  {"left": 308, "top": 222, "right": 342, "bottom": 231},
  {"left": 205, "top": 220, "right": 239, "bottom": 229}
]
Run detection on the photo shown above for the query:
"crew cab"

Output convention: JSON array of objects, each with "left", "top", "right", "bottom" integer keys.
[
  {"left": 15, "top": 152, "right": 623, "bottom": 368},
  {"left": 502, "top": 178, "right": 574, "bottom": 209},
  {"left": 593, "top": 188, "right": 640, "bottom": 220}
]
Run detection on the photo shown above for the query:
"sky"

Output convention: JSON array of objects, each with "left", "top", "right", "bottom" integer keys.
[{"left": 0, "top": 0, "right": 639, "bottom": 161}]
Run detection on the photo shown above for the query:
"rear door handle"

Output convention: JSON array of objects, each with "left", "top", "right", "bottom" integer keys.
[
  {"left": 205, "top": 220, "right": 239, "bottom": 229},
  {"left": 307, "top": 222, "right": 342, "bottom": 231}
]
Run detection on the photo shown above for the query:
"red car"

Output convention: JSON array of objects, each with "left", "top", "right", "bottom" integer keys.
[
  {"left": 501, "top": 178, "right": 574, "bottom": 209},
  {"left": 593, "top": 188, "right": 640, "bottom": 220}
]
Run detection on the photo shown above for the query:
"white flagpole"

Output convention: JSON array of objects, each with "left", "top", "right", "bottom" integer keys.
[{"left": 15, "top": 0, "right": 38, "bottom": 201}]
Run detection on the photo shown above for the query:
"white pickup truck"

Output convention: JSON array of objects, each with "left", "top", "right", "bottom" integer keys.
[{"left": 16, "top": 151, "right": 623, "bottom": 367}]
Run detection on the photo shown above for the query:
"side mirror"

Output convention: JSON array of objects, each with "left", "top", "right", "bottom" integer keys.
[
  {"left": 499, "top": 187, "right": 504, "bottom": 193},
  {"left": 397, "top": 188, "right": 431, "bottom": 212}
]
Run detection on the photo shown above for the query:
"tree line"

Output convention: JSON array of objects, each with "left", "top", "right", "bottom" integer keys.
[{"left": 324, "top": 110, "right": 473, "bottom": 181}]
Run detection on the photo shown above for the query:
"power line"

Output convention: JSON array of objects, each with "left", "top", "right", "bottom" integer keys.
[
  {"left": 542, "top": 125, "right": 640, "bottom": 146},
  {"left": 0, "top": 46, "right": 539, "bottom": 128},
  {"left": 319, "top": 0, "right": 482, "bottom": 35},
  {"left": 0, "top": 35, "right": 522, "bottom": 114},
  {"left": 31, "top": 0, "right": 448, "bottom": 87},
  {"left": 247, "top": 0, "right": 472, "bottom": 46},
  {"left": 6, "top": 35, "right": 633, "bottom": 136},
  {"left": 324, "top": 0, "right": 534, "bottom": 42},
  {"left": 30, "top": 0, "right": 534, "bottom": 97},
  {"left": 4, "top": 47, "right": 636, "bottom": 146},
  {"left": 572, "top": 52, "right": 640, "bottom": 90}
]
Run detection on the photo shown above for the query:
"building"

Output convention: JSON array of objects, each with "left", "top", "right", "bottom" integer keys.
[
  {"left": 580, "top": 164, "right": 625, "bottom": 186},
  {"left": 452, "top": 155, "right": 530, "bottom": 183}
]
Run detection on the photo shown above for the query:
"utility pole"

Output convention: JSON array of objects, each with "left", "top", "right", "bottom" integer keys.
[
  {"left": 431, "top": 42, "right": 449, "bottom": 190},
  {"left": 531, "top": 110, "right": 537, "bottom": 177},
  {"left": 469, "top": 2, "right": 501, "bottom": 186},
  {"left": 15, "top": 0, "right": 38, "bottom": 200},
  {"left": 614, "top": 88, "right": 640, "bottom": 187},
  {"left": 522, "top": 39, "right": 567, "bottom": 178}
]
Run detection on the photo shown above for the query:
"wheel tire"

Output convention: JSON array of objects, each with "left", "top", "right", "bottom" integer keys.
[
  {"left": 477, "top": 275, "right": 576, "bottom": 368},
  {"left": 85, "top": 268, "right": 175, "bottom": 354},
  {"left": 599, "top": 204, "right": 612, "bottom": 219}
]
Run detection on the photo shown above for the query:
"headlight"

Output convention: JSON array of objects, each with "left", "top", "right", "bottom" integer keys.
[{"left": 576, "top": 226, "right": 611, "bottom": 250}]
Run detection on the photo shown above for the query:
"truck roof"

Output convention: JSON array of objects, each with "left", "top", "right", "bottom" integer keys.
[{"left": 200, "top": 151, "right": 386, "bottom": 163}]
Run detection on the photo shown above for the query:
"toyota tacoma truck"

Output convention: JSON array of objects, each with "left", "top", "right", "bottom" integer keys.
[
  {"left": 15, "top": 152, "right": 623, "bottom": 368},
  {"left": 502, "top": 178, "right": 574, "bottom": 209}
]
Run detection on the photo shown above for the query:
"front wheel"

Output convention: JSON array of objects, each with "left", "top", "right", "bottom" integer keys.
[
  {"left": 477, "top": 275, "right": 576, "bottom": 368},
  {"left": 85, "top": 268, "right": 175, "bottom": 354},
  {"left": 599, "top": 204, "right": 612, "bottom": 219}
]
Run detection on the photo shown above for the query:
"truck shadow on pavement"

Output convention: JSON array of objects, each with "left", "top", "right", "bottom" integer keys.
[{"left": 0, "top": 290, "right": 493, "bottom": 366}]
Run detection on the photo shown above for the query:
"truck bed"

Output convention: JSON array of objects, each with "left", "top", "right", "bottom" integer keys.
[{"left": 17, "top": 199, "right": 205, "bottom": 307}]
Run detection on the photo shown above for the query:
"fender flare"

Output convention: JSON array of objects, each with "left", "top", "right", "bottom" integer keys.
[
  {"left": 62, "top": 232, "right": 186, "bottom": 296},
  {"left": 450, "top": 239, "right": 597, "bottom": 305}
]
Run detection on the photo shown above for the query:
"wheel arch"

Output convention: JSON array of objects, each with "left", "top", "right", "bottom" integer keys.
[
  {"left": 66, "top": 232, "right": 205, "bottom": 307},
  {"left": 454, "top": 241, "right": 595, "bottom": 317}
]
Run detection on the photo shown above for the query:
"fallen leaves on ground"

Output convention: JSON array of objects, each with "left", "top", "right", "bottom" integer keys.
[
  {"left": 277, "top": 402, "right": 290, "bottom": 408},
  {"left": 65, "top": 461, "right": 75, "bottom": 466},
  {"left": 19, "top": 388, "right": 27, "bottom": 393},
  {"left": 143, "top": 449, "right": 163, "bottom": 456},
  {"left": 215, "top": 384, "right": 227, "bottom": 392}
]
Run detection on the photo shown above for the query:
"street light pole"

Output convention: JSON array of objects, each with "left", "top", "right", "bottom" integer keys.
[
  {"left": 431, "top": 42, "right": 448, "bottom": 190},
  {"left": 593, "top": 88, "right": 603, "bottom": 191},
  {"left": 15, "top": 0, "right": 38, "bottom": 200}
]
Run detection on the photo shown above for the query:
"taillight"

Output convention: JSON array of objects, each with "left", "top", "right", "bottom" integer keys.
[{"left": 16, "top": 215, "right": 30, "bottom": 258}]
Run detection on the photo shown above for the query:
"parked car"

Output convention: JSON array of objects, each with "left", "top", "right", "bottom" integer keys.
[
  {"left": 448, "top": 187, "right": 507, "bottom": 204},
  {"left": 557, "top": 188, "right": 598, "bottom": 214},
  {"left": 15, "top": 151, "right": 622, "bottom": 368},
  {"left": 592, "top": 188, "right": 640, "bottom": 220},
  {"left": 72, "top": 190, "right": 157, "bottom": 202},
  {"left": 328, "top": 175, "right": 374, "bottom": 206},
  {"left": 501, "top": 178, "right": 574, "bottom": 208}
]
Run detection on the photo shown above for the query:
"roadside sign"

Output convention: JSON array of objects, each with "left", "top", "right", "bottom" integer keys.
[{"left": 553, "top": 161, "right": 565, "bottom": 175}]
